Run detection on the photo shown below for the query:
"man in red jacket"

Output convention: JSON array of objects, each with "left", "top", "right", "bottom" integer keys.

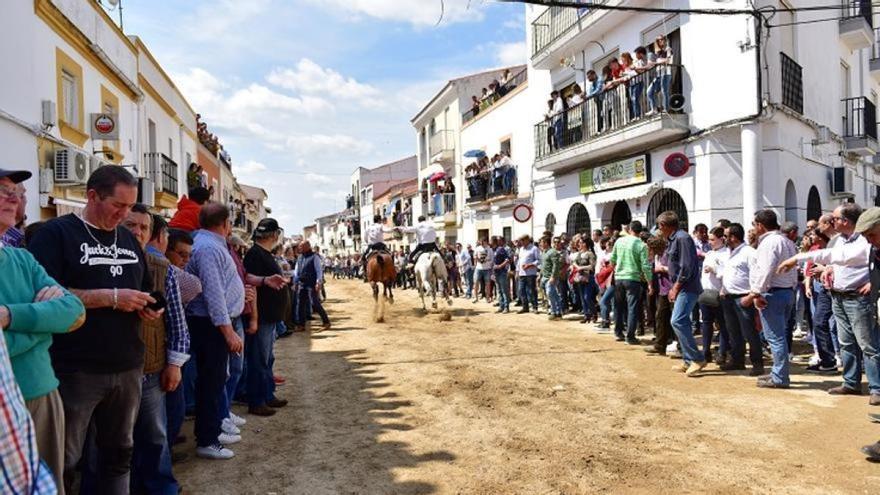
[{"left": 169, "top": 187, "right": 211, "bottom": 232}]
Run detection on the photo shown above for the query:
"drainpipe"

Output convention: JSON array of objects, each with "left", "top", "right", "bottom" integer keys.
[{"left": 741, "top": 11, "right": 767, "bottom": 223}]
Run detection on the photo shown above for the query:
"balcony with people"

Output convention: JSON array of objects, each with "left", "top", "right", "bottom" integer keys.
[
  {"left": 462, "top": 67, "right": 528, "bottom": 125},
  {"left": 534, "top": 40, "right": 689, "bottom": 173},
  {"left": 420, "top": 176, "right": 456, "bottom": 224},
  {"left": 465, "top": 151, "right": 518, "bottom": 205}
]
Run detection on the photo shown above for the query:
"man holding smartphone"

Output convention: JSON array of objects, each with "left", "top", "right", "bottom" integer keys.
[{"left": 122, "top": 204, "right": 190, "bottom": 493}]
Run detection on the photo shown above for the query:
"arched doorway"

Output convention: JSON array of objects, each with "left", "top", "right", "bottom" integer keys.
[
  {"left": 544, "top": 213, "right": 557, "bottom": 235},
  {"left": 647, "top": 188, "right": 688, "bottom": 231},
  {"left": 784, "top": 181, "right": 797, "bottom": 223},
  {"left": 610, "top": 200, "right": 632, "bottom": 231},
  {"left": 807, "top": 186, "right": 822, "bottom": 221},
  {"left": 566, "top": 203, "right": 591, "bottom": 235}
]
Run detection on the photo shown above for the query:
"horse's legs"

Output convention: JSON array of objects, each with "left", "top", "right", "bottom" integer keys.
[{"left": 371, "top": 281, "right": 378, "bottom": 301}]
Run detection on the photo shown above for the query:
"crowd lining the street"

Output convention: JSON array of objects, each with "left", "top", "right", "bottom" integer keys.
[{"left": 0, "top": 166, "right": 333, "bottom": 494}]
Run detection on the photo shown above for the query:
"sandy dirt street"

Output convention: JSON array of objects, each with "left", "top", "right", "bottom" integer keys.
[{"left": 175, "top": 279, "right": 880, "bottom": 494}]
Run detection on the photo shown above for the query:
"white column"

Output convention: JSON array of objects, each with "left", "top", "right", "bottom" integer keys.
[{"left": 741, "top": 122, "right": 762, "bottom": 223}]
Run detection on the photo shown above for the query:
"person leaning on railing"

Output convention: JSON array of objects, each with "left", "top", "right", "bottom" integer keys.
[{"left": 647, "top": 34, "right": 674, "bottom": 113}]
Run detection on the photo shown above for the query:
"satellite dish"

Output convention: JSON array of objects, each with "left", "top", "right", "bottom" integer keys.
[{"left": 106, "top": 0, "right": 119, "bottom": 5}]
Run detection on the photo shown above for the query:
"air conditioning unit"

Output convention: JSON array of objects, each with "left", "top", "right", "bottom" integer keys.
[
  {"left": 89, "top": 156, "right": 108, "bottom": 176},
  {"left": 54, "top": 148, "right": 89, "bottom": 184},
  {"left": 831, "top": 166, "right": 855, "bottom": 198},
  {"left": 138, "top": 177, "right": 155, "bottom": 207}
]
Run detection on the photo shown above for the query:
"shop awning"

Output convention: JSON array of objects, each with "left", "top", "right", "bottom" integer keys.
[
  {"left": 53, "top": 198, "right": 85, "bottom": 217},
  {"left": 590, "top": 182, "right": 661, "bottom": 205}
]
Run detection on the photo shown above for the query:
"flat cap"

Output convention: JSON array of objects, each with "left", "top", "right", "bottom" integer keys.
[{"left": 855, "top": 207, "right": 880, "bottom": 233}]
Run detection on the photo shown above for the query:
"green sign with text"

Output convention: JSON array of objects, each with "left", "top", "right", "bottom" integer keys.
[{"left": 579, "top": 155, "right": 649, "bottom": 194}]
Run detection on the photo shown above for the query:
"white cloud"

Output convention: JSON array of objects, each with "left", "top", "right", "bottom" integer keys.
[
  {"left": 237, "top": 160, "right": 267, "bottom": 174},
  {"left": 307, "top": 0, "right": 484, "bottom": 26},
  {"left": 312, "top": 189, "right": 348, "bottom": 200},
  {"left": 495, "top": 41, "right": 526, "bottom": 66},
  {"left": 267, "top": 59, "right": 382, "bottom": 105},
  {"left": 285, "top": 134, "right": 374, "bottom": 157},
  {"left": 304, "top": 172, "right": 333, "bottom": 184}
]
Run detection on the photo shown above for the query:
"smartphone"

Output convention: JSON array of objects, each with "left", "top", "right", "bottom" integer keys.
[{"left": 147, "top": 291, "right": 167, "bottom": 311}]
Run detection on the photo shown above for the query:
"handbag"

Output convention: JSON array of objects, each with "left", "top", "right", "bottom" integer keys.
[{"left": 698, "top": 289, "right": 720, "bottom": 307}]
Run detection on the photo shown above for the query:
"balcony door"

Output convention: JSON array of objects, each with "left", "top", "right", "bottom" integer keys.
[{"left": 148, "top": 119, "right": 157, "bottom": 153}]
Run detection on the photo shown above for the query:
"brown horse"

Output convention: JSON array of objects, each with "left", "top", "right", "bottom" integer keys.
[{"left": 366, "top": 251, "right": 396, "bottom": 322}]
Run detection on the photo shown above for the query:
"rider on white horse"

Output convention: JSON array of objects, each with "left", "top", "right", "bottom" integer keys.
[{"left": 399, "top": 216, "right": 440, "bottom": 266}]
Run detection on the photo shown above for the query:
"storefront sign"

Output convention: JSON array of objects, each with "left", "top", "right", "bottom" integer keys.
[
  {"left": 579, "top": 154, "right": 649, "bottom": 194},
  {"left": 90, "top": 113, "right": 119, "bottom": 140}
]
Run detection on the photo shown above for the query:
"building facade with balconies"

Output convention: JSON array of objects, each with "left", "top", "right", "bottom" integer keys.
[
  {"left": 351, "top": 156, "right": 417, "bottom": 253},
  {"left": 526, "top": 0, "right": 880, "bottom": 235},
  {"left": 411, "top": 66, "right": 525, "bottom": 244},
  {"left": 458, "top": 65, "right": 545, "bottom": 245}
]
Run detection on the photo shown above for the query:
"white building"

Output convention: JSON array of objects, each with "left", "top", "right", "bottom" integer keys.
[
  {"left": 0, "top": 0, "right": 142, "bottom": 219},
  {"left": 131, "top": 36, "right": 197, "bottom": 213},
  {"left": 350, "top": 156, "right": 417, "bottom": 251},
  {"left": 526, "top": 0, "right": 880, "bottom": 235},
  {"left": 411, "top": 66, "right": 526, "bottom": 244},
  {"left": 458, "top": 65, "right": 546, "bottom": 245}
]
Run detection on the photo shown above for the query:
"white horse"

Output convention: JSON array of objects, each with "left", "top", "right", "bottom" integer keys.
[{"left": 413, "top": 251, "right": 452, "bottom": 311}]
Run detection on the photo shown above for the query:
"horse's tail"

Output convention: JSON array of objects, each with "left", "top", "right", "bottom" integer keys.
[{"left": 376, "top": 254, "right": 384, "bottom": 268}]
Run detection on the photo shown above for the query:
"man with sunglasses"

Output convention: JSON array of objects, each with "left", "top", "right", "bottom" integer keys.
[
  {"left": 778, "top": 203, "right": 880, "bottom": 405},
  {"left": 0, "top": 181, "right": 26, "bottom": 247}
]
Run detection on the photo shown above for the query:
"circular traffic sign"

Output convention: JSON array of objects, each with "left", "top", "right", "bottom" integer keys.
[
  {"left": 513, "top": 204, "right": 532, "bottom": 223},
  {"left": 663, "top": 152, "right": 690, "bottom": 178}
]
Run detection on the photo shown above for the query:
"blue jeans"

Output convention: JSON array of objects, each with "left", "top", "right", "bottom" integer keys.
[
  {"left": 219, "top": 317, "right": 244, "bottom": 422},
  {"left": 811, "top": 282, "right": 837, "bottom": 367},
  {"left": 720, "top": 296, "right": 763, "bottom": 367},
  {"left": 760, "top": 289, "right": 794, "bottom": 386},
  {"left": 246, "top": 321, "right": 278, "bottom": 408},
  {"left": 579, "top": 278, "right": 597, "bottom": 319},
  {"left": 295, "top": 286, "right": 330, "bottom": 325},
  {"left": 545, "top": 279, "right": 562, "bottom": 316},
  {"left": 188, "top": 315, "right": 229, "bottom": 447},
  {"left": 670, "top": 291, "right": 702, "bottom": 364},
  {"left": 553, "top": 119, "right": 563, "bottom": 148},
  {"left": 832, "top": 294, "right": 880, "bottom": 394},
  {"left": 165, "top": 381, "right": 185, "bottom": 445},
  {"left": 599, "top": 284, "right": 615, "bottom": 322},
  {"left": 700, "top": 303, "right": 728, "bottom": 362},
  {"left": 495, "top": 271, "right": 510, "bottom": 310},
  {"left": 463, "top": 268, "right": 474, "bottom": 298},
  {"left": 518, "top": 275, "right": 538, "bottom": 311},
  {"left": 648, "top": 74, "right": 671, "bottom": 111},
  {"left": 475, "top": 269, "right": 492, "bottom": 299},
  {"left": 629, "top": 81, "right": 644, "bottom": 118},
  {"left": 614, "top": 280, "right": 643, "bottom": 341},
  {"left": 275, "top": 321, "right": 288, "bottom": 339},
  {"left": 131, "top": 373, "right": 178, "bottom": 495},
  {"left": 182, "top": 356, "right": 196, "bottom": 413}
]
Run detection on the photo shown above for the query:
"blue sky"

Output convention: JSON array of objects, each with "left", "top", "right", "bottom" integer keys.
[{"left": 118, "top": 0, "right": 526, "bottom": 231}]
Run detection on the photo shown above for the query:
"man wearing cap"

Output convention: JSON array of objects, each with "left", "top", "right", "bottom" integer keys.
[
  {"left": 853, "top": 207, "right": 880, "bottom": 460},
  {"left": 0, "top": 175, "right": 27, "bottom": 247},
  {"left": 1, "top": 167, "right": 86, "bottom": 492},
  {"left": 243, "top": 218, "right": 291, "bottom": 416},
  {"left": 778, "top": 203, "right": 880, "bottom": 403}
]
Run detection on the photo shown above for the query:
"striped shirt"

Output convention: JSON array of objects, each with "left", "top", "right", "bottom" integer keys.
[
  {"left": 0, "top": 227, "right": 24, "bottom": 249},
  {"left": 0, "top": 315, "right": 57, "bottom": 494}
]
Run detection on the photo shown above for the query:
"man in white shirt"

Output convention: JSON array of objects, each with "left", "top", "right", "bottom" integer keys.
[
  {"left": 473, "top": 238, "right": 494, "bottom": 302},
  {"left": 717, "top": 223, "right": 763, "bottom": 375},
  {"left": 399, "top": 216, "right": 439, "bottom": 265},
  {"left": 457, "top": 243, "right": 474, "bottom": 299},
  {"left": 743, "top": 210, "right": 797, "bottom": 389},
  {"left": 362, "top": 214, "right": 392, "bottom": 278},
  {"left": 778, "top": 203, "right": 880, "bottom": 404}
]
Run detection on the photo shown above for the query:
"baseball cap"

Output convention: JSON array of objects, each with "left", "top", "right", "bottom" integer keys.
[
  {"left": 253, "top": 218, "right": 282, "bottom": 237},
  {"left": 0, "top": 168, "right": 32, "bottom": 184},
  {"left": 855, "top": 207, "right": 880, "bottom": 233}
]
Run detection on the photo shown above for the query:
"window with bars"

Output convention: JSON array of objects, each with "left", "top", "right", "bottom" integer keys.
[
  {"left": 781, "top": 52, "right": 803, "bottom": 114},
  {"left": 61, "top": 70, "right": 77, "bottom": 125}
]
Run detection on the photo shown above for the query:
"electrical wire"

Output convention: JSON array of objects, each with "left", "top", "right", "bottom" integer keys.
[{"left": 498, "top": 0, "right": 880, "bottom": 18}]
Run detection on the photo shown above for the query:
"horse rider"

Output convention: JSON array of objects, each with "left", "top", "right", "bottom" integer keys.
[
  {"left": 399, "top": 215, "right": 440, "bottom": 266},
  {"left": 362, "top": 214, "right": 393, "bottom": 278}
]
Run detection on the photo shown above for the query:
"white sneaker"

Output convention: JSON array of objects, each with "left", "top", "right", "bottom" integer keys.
[
  {"left": 218, "top": 432, "right": 241, "bottom": 445},
  {"left": 836, "top": 355, "right": 843, "bottom": 368},
  {"left": 807, "top": 354, "right": 820, "bottom": 366},
  {"left": 229, "top": 412, "right": 247, "bottom": 427},
  {"left": 196, "top": 444, "right": 234, "bottom": 460},
  {"left": 221, "top": 418, "right": 241, "bottom": 435},
  {"left": 666, "top": 342, "right": 679, "bottom": 354}
]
